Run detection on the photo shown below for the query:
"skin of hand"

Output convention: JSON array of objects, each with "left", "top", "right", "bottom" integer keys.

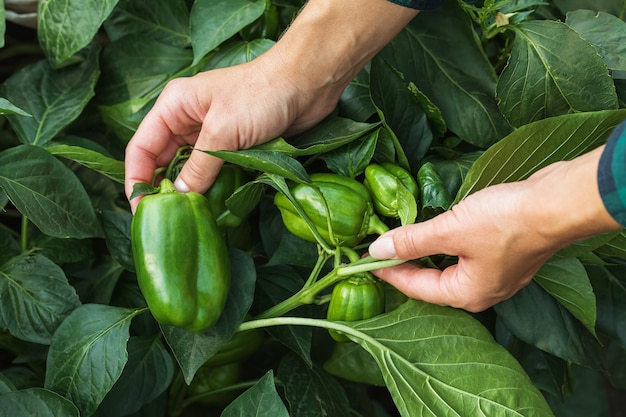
[
  {"left": 369, "top": 145, "right": 623, "bottom": 312},
  {"left": 124, "top": 0, "right": 418, "bottom": 211}
]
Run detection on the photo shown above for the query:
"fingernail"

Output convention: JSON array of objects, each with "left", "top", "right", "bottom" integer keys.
[
  {"left": 174, "top": 177, "right": 190, "bottom": 193},
  {"left": 368, "top": 236, "right": 396, "bottom": 260}
]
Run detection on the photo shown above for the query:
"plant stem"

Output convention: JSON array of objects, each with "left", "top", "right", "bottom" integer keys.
[
  {"left": 255, "top": 268, "right": 344, "bottom": 319},
  {"left": 337, "top": 257, "right": 406, "bottom": 276},
  {"left": 20, "top": 215, "right": 28, "bottom": 252}
]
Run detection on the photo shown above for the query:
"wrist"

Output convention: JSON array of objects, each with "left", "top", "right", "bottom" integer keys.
[
  {"left": 263, "top": 0, "right": 418, "bottom": 107},
  {"left": 525, "top": 147, "right": 622, "bottom": 248}
]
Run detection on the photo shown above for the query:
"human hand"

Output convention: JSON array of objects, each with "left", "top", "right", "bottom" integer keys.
[
  {"left": 368, "top": 147, "right": 621, "bottom": 312},
  {"left": 123, "top": 55, "right": 339, "bottom": 211}
]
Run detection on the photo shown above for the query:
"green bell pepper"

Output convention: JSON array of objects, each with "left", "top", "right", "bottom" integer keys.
[
  {"left": 205, "top": 164, "right": 248, "bottom": 229},
  {"left": 326, "top": 273, "right": 385, "bottom": 343},
  {"left": 363, "top": 162, "right": 419, "bottom": 219},
  {"left": 274, "top": 173, "right": 389, "bottom": 248},
  {"left": 131, "top": 178, "right": 230, "bottom": 333}
]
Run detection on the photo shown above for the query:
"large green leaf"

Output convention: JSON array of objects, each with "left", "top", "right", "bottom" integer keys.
[
  {"left": 323, "top": 128, "right": 378, "bottom": 178},
  {"left": 0, "top": 388, "right": 80, "bottom": 417},
  {"left": 96, "top": 36, "right": 193, "bottom": 106},
  {"left": 566, "top": 10, "right": 626, "bottom": 73},
  {"left": 0, "top": 145, "right": 102, "bottom": 239},
  {"left": 2, "top": 44, "right": 100, "bottom": 146},
  {"left": 379, "top": 0, "right": 511, "bottom": 148},
  {"left": 0, "top": 254, "right": 81, "bottom": 345},
  {"left": 38, "top": 0, "right": 119, "bottom": 67},
  {"left": 0, "top": 98, "right": 30, "bottom": 117},
  {"left": 255, "top": 265, "right": 313, "bottom": 366},
  {"left": 162, "top": 249, "right": 256, "bottom": 384},
  {"left": 204, "top": 149, "right": 310, "bottom": 184},
  {"left": 44, "top": 304, "right": 142, "bottom": 416},
  {"left": 370, "top": 56, "right": 433, "bottom": 172},
  {"left": 221, "top": 371, "right": 289, "bottom": 417},
  {"left": 455, "top": 109, "right": 626, "bottom": 202},
  {"left": 497, "top": 20, "right": 618, "bottom": 127},
  {"left": 98, "top": 335, "right": 174, "bottom": 416},
  {"left": 554, "top": 0, "right": 626, "bottom": 17},
  {"left": 277, "top": 354, "right": 350, "bottom": 417},
  {"left": 189, "top": 0, "right": 265, "bottom": 65},
  {"left": 495, "top": 281, "right": 602, "bottom": 368},
  {"left": 347, "top": 300, "right": 554, "bottom": 417},
  {"left": 534, "top": 258, "right": 597, "bottom": 337},
  {"left": 203, "top": 39, "right": 275, "bottom": 70},
  {"left": 103, "top": 0, "right": 191, "bottom": 47},
  {"left": 46, "top": 143, "right": 125, "bottom": 183},
  {"left": 588, "top": 265, "right": 626, "bottom": 348},
  {"left": 255, "top": 117, "right": 378, "bottom": 157}
]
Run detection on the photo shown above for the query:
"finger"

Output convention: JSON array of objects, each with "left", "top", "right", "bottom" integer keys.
[
  {"left": 125, "top": 114, "right": 178, "bottom": 204},
  {"left": 368, "top": 209, "right": 464, "bottom": 261},
  {"left": 372, "top": 262, "right": 494, "bottom": 312}
]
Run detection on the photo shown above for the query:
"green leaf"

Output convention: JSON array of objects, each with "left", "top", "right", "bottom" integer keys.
[
  {"left": 594, "top": 230, "right": 626, "bottom": 259},
  {"left": 204, "top": 39, "right": 275, "bottom": 69},
  {"left": 255, "top": 117, "right": 378, "bottom": 157},
  {"left": 0, "top": 145, "right": 103, "bottom": 239},
  {"left": 2, "top": 44, "right": 100, "bottom": 146},
  {"left": 221, "top": 371, "right": 289, "bottom": 417},
  {"left": 379, "top": 0, "right": 511, "bottom": 147},
  {"left": 225, "top": 180, "right": 266, "bottom": 219},
  {"left": 98, "top": 335, "right": 174, "bottom": 416},
  {"left": 323, "top": 342, "right": 385, "bottom": 387},
  {"left": 494, "top": 281, "right": 601, "bottom": 367},
  {"left": 348, "top": 300, "right": 555, "bottom": 417},
  {"left": 455, "top": 109, "right": 626, "bottom": 203},
  {"left": 255, "top": 265, "right": 313, "bottom": 366},
  {"left": 96, "top": 35, "right": 193, "bottom": 106},
  {"left": 0, "top": 98, "right": 30, "bottom": 117},
  {"left": 534, "top": 258, "right": 597, "bottom": 337},
  {"left": 338, "top": 66, "right": 376, "bottom": 122},
  {"left": 0, "top": 388, "right": 80, "bottom": 417},
  {"left": 103, "top": 0, "right": 191, "bottom": 47},
  {"left": 554, "top": 0, "right": 626, "bottom": 17},
  {"left": 427, "top": 152, "right": 481, "bottom": 200},
  {"left": 497, "top": 20, "right": 618, "bottom": 127},
  {"left": 162, "top": 249, "right": 256, "bottom": 384},
  {"left": 99, "top": 210, "right": 135, "bottom": 272},
  {"left": 0, "top": 254, "right": 81, "bottom": 345},
  {"left": 588, "top": 265, "right": 626, "bottom": 347},
  {"left": 44, "top": 304, "right": 142, "bottom": 416},
  {"left": 277, "top": 354, "right": 350, "bottom": 417},
  {"left": 324, "top": 129, "right": 378, "bottom": 178},
  {"left": 566, "top": 10, "right": 626, "bottom": 73},
  {"left": 190, "top": 0, "right": 265, "bottom": 65},
  {"left": 417, "top": 162, "right": 453, "bottom": 219},
  {"left": 396, "top": 181, "right": 418, "bottom": 226},
  {"left": 204, "top": 149, "right": 310, "bottom": 184},
  {"left": 370, "top": 56, "right": 433, "bottom": 172},
  {"left": 46, "top": 143, "right": 125, "bottom": 183},
  {"left": 38, "top": 0, "right": 119, "bottom": 67}
]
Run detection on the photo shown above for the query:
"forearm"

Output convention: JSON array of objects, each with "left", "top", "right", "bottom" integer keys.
[{"left": 264, "top": 0, "right": 419, "bottom": 99}]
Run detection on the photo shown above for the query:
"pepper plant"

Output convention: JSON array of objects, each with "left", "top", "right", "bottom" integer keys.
[{"left": 1, "top": 0, "right": 626, "bottom": 416}]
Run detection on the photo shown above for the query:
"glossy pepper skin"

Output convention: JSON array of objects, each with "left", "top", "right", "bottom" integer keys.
[
  {"left": 204, "top": 164, "right": 247, "bottom": 229},
  {"left": 326, "top": 274, "right": 385, "bottom": 343},
  {"left": 363, "top": 163, "right": 419, "bottom": 218},
  {"left": 273, "top": 173, "right": 389, "bottom": 248},
  {"left": 131, "top": 178, "right": 230, "bottom": 333}
]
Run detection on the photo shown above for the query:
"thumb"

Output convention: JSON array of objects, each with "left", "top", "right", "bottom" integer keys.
[{"left": 368, "top": 210, "right": 462, "bottom": 261}]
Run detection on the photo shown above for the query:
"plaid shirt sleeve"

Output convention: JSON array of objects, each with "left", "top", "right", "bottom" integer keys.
[
  {"left": 387, "top": 0, "right": 446, "bottom": 10},
  {"left": 598, "top": 121, "right": 626, "bottom": 227}
]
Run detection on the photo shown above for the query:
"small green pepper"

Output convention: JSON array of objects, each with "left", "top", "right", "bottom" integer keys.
[
  {"left": 187, "top": 362, "right": 242, "bottom": 406},
  {"left": 363, "top": 163, "right": 419, "bottom": 219},
  {"left": 326, "top": 274, "right": 385, "bottom": 343},
  {"left": 274, "top": 173, "right": 389, "bottom": 248},
  {"left": 205, "top": 164, "right": 248, "bottom": 229},
  {"left": 131, "top": 179, "right": 230, "bottom": 333}
]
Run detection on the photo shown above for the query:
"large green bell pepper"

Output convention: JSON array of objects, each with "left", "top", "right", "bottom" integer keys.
[
  {"left": 274, "top": 173, "right": 389, "bottom": 248},
  {"left": 131, "top": 178, "right": 230, "bottom": 333}
]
